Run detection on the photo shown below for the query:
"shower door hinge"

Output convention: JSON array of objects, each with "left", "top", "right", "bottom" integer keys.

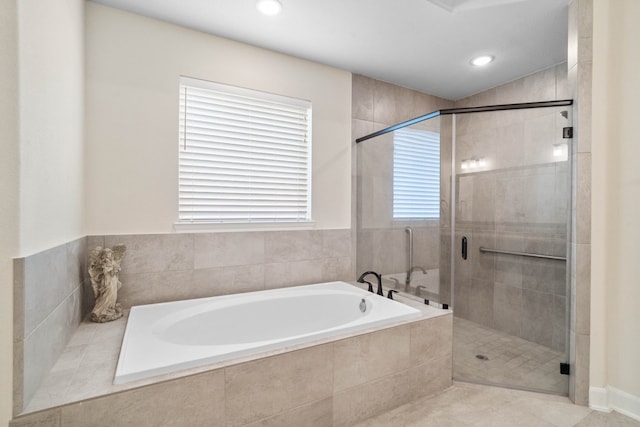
[
  {"left": 560, "top": 362, "right": 570, "bottom": 375},
  {"left": 563, "top": 127, "right": 573, "bottom": 139}
]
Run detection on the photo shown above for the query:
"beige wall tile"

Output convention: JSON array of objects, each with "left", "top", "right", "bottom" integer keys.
[
  {"left": 61, "top": 371, "right": 225, "bottom": 426},
  {"left": 412, "top": 227, "right": 441, "bottom": 270},
  {"left": 263, "top": 260, "right": 325, "bottom": 289},
  {"left": 493, "top": 283, "right": 523, "bottom": 337},
  {"left": 573, "top": 332, "right": 590, "bottom": 405},
  {"left": 493, "top": 233, "right": 524, "bottom": 287},
  {"left": 86, "top": 235, "right": 105, "bottom": 252},
  {"left": 322, "top": 229, "right": 352, "bottom": 259},
  {"left": 569, "top": 330, "right": 576, "bottom": 400},
  {"left": 556, "top": 63, "right": 570, "bottom": 100},
  {"left": 352, "top": 75, "right": 375, "bottom": 122},
  {"left": 12, "top": 338, "right": 24, "bottom": 415},
  {"left": 23, "top": 243, "right": 71, "bottom": 336},
  {"left": 372, "top": 79, "right": 400, "bottom": 125},
  {"left": 352, "top": 118, "right": 374, "bottom": 143},
  {"left": 65, "top": 238, "right": 86, "bottom": 295},
  {"left": 190, "top": 265, "right": 265, "bottom": 297},
  {"left": 23, "top": 289, "right": 81, "bottom": 409},
  {"left": 332, "top": 371, "right": 411, "bottom": 427},
  {"left": 333, "top": 324, "right": 411, "bottom": 392},
  {"left": 409, "top": 362, "right": 452, "bottom": 399},
  {"left": 264, "top": 230, "right": 323, "bottom": 263},
  {"left": 577, "top": 0, "right": 593, "bottom": 37},
  {"left": 522, "top": 66, "right": 557, "bottom": 103},
  {"left": 105, "top": 233, "right": 194, "bottom": 275},
  {"left": 574, "top": 243, "right": 591, "bottom": 335},
  {"left": 470, "top": 231, "right": 496, "bottom": 282},
  {"left": 225, "top": 345, "right": 333, "bottom": 427},
  {"left": 552, "top": 295, "right": 568, "bottom": 352},
  {"left": 471, "top": 175, "right": 496, "bottom": 226},
  {"left": 193, "top": 232, "right": 264, "bottom": 269},
  {"left": 241, "top": 398, "right": 332, "bottom": 427},
  {"left": 10, "top": 409, "right": 60, "bottom": 427},
  {"left": 13, "top": 258, "right": 25, "bottom": 344},
  {"left": 575, "top": 153, "right": 591, "bottom": 244},
  {"left": 410, "top": 315, "right": 452, "bottom": 366},
  {"left": 117, "top": 270, "right": 192, "bottom": 307},
  {"left": 468, "top": 279, "right": 494, "bottom": 328},
  {"left": 578, "top": 36, "right": 592, "bottom": 64},
  {"left": 321, "top": 257, "right": 353, "bottom": 282},
  {"left": 521, "top": 289, "right": 554, "bottom": 348},
  {"left": 577, "top": 62, "right": 592, "bottom": 153}
]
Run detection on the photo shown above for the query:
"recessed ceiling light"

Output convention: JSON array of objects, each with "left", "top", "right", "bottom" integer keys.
[
  {"left": 256, "top": 0, "right": 282, "bottom": 16},
  {"left": 470, "top": 55, "right": 494, "bottom": 67}
]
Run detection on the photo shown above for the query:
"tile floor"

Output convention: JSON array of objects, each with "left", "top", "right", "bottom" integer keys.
[
  {"left": 356, "top": 382, "right": 640, "bottom": 426},
  {"left": 453, "top": 316, "right": 569, "bottom": 394}
]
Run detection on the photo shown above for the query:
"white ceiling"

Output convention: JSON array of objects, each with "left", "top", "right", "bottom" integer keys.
[{"left": 90, "top": 0, "right": 569, "bottom": 100}]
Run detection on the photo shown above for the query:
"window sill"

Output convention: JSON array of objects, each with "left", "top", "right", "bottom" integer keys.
[{"left": 173, "top": 220, "right": 317, "bottom": 233}]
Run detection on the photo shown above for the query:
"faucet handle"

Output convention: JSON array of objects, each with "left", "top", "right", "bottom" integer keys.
[
  {"left": 361, "top": 280, "right": 374, "bottom": 293},
  {"left": 387, "top": 289, "right": 399, "bottom": 300}
]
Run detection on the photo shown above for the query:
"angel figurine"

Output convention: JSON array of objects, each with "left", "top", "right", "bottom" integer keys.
[{"left": 88, "top": 245, "right": 126, "bottom": 323}]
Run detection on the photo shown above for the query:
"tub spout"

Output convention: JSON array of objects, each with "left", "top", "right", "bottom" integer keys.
[{"left": 357, "top": 271, "right": 384, "bottom": 296}]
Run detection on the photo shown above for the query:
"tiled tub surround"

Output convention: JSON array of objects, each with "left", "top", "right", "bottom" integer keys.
[
  {"left": 13, "top": 237, "right": 87, "bottom": 416},
  {"left": 86, "top": 229, "right": 354, "bottom": 310},
  {"left": 12, "top": 291, "right": 453, "bottom": 427},
  {"left": 14, "top": 229, "right": 354, "bottom": 415}
]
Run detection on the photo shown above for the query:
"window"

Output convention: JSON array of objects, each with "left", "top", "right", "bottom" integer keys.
[
  {"left": 178, "top": 77, "right": 312, "bottom": 224},
  {"left": 392, "top": 128, "right": 440, "bottom": 219}
]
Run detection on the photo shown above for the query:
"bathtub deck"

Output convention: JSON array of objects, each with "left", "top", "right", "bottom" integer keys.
[{"left": 21, "top": 285, "right": 449, "bottom": 415}]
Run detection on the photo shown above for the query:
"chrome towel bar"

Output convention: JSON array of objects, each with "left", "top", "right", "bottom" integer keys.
[{"left": 479, "top": 247, "right": 566, "bottom": 261}]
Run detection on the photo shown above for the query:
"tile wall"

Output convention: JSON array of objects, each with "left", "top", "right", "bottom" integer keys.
[
  {"left": 352, "top": 75, "right": 453, "bottom": 287},
  {"left": 85, "top": 229, "right": 353, "bottom": 309},
  {"left": 14, "top": 229, "right": 354, "bottom": 415},
  {"left": 10, "top": 314, "right": 453, "bottom": 427},
  {"left": 13, "top": 238, "right": 86, "bottom": 415},
  {"left": 567, "top": 0, "right": 593, "bottom": 406},
  {"left": 451, "top": 104, "right": 571, "bottom": 352}
]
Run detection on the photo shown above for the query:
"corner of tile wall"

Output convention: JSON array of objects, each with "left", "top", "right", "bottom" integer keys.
[
  {"left": 567, "top": 0, "right": 592, "bottom": 407},
  {"left": 14, "top": 236, "right": 87, "bottom": 415}
]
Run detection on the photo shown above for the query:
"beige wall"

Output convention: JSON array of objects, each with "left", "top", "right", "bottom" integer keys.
[
  {"left": 1, "top": 0, "right": 86, "bottom": 422},
  {"left": 17, "top": 0, "right": 85, "bottom": 256},
  {"left": 85, "top": 3, "right": 352, "bottom": 235},
  {"left": 592, "top": 0, "right": 640, "bottom": 401},
  {"left": 0, "top": 1, "right": 19, "bottom": 424}
]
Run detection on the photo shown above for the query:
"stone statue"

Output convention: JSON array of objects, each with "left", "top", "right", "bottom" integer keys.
[{"left": 88, "top": 245, "right": 126, "bottom": 323}]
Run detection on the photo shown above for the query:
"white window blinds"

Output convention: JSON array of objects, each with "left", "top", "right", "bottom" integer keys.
[
  {"left": 178, "top": 77, "right": 312, "bottom": 224},
  {"left": 393, "top": 128, "right": 440, "bottom": 219}
]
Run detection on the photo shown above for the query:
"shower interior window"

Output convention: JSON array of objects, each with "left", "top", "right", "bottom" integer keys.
[{"left": 392, "top": 128, "right": 440, "bottom": 220}]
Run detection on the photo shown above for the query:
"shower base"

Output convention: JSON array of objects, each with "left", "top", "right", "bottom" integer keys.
[{"left": 453, "top": 317, "right": 568, "bottom": 395}]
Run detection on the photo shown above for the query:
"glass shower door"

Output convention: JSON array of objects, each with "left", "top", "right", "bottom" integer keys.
[{"left": 450, "top": 106, "right": 572, "bottom": 395}]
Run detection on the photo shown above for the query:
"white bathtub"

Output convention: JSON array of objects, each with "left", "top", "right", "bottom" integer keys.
[{"left": 114, "top": 281, "right": 421, "bottom": 384}]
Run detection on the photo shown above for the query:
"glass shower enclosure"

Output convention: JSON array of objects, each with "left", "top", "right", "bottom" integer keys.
[{"left": 356, "top": 101, "right": 573, "bottom": 395}]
